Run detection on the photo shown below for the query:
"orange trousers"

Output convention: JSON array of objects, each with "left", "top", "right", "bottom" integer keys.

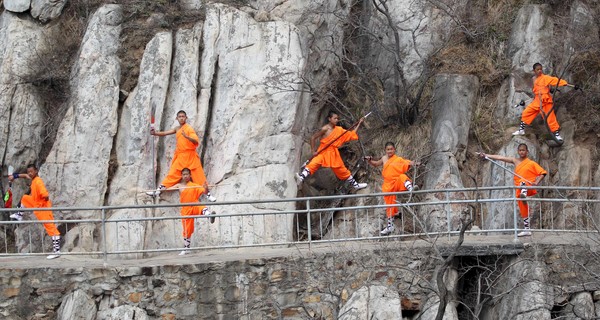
[
  {"left": 181, "top": 207, "right": 205, "bottom": 239},
  {"left": 522, "top": 96, "right": 559, "bottom": 132},
  {"left": 21, "top": 195, "right": 60, "bottom": 237},
  {"left": 162, "top": 164, "right": 206, "bottom": 188},
  {"left": 305, "top": 155, "right": 351, "bottom": 180},
  {"left": 516, "top": 188, "right": 537, "bottom": 219},
  {"left": 382, "top": 174, "right": 411, "bottom": 218}
]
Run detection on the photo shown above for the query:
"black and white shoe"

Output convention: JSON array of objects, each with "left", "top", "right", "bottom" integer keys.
[
  {"left": 554, "top": 131, "right": 564, "bottom": 142},
  {"left": 380, "top": 225, "right": 395, "bottom": 235},
  {"left": 9, "top": 212, "right": 23, "bottom": 221}
]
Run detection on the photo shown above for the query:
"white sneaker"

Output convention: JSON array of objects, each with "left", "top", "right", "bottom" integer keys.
[
  {"left": 519, "top": 189, "right": 527, "bottom": 199},
  {"left": 9, "top": 212, "right": 23, "bottom": 221},
  {"left": 512, "top": 129, "right": 525, "bottom": 136},
  {"left": 294, "top": 173, "right": 304, "bottom": 186},
  {"left": 46, "top": 251, "right": 61, "bottom": 259},
  {"left": 517, "top": 230, "right": 532, "bottom": 237},
  {"left": 179, "top": 250, "right": 189, "bottom": 256},
  {"left": 380, "top": 225, "right": 395, "bottom": 235},
  {"left": 354, "top": 182, "right": 368, "bottom": 190},
  {"left": 206, "top": 193, "right": 217, "bottom": 202}
]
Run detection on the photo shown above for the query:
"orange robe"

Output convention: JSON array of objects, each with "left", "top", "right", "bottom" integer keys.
[
  {"left": 161, "top": 123, "right": 207, "bottom": 187},
  {"left": 382, "top": 155, "right": 412, "bottom": 218},
  {"left": 305, "top": 126, "right": 358, "bottom": 180},
  {"left": 514, "top": 158, "right": 547, "bottom": 218},
  {"left": 20, "top": 176, "right": 60, "bottom": 237},
  {"left": 522, "top": 74, "right": 568, "bottom": 132},
  {"left": 180, "top": 182, "right": 206, "bottom": 239}
]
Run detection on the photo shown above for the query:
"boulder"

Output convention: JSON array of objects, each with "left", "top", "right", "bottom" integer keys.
[
  {"left": 40, "top": 4, "right": 122, "bottom": 251},
  {"left": 4, "top": 0, "right": 30, "bottom": 13},
  {"left": 31, "top": 0, "right": 67, "bottom": 22},
  {"left": 509, "top": 5, "right": 553, "bottom": 71},
  {"left": 339, "top": 285, "right": 402, "bottom": 320},
  {"left": 56, "top": 289, "right": 97, "bottom": 320},
  {"left": 96, "top": 305, "right": 149, "bottom": 320},
  {"left": 422, "top": 74, "right": 478, "bottom": 232},
  {"left": 106, "top": 30, "right": 172, "bottom": 256},
  {"left": 197, "top": 4, "right": 306, "bottom": 245}
]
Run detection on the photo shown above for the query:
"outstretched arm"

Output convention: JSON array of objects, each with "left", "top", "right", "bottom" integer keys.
[
  {"left": 352, "top": 117, "right": 365, "bottom": 132},
  {"left": 166, "top": 183, "right": 183, "bottom": 191},
  {"left": 364, "top": 155, "right": 384, "bottom": 167},
  {"left": 7, "top": 172, "right": 32, "bottom": 182},
  {"left": 478, "top": 152, "right": 516, "bottom": 165},
  {"left": 151, "top": 127, "right": 176, "bottom": 137}
]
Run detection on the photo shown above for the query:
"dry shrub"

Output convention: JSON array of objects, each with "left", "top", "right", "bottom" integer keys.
[
  {"left": 470, "top": 93, "right": 505, "bottom": 153},
  {"left": 344, "top": 75, "right": 385, "bottom": 117},
  {"left": 432, "top": 44, "right": 507, "bottom": 87},
  {"left": 116, "top": 1, "right": 205, "bottom": 92}
]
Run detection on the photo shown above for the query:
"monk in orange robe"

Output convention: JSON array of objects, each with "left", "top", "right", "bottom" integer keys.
[
  {"left": 8, "top": 164, "right": 61, "bottom": 259},
  {"left": 295, "top": 111, "right": 367, "bottom": 190},
  {"left": 149, "top": 110, "right": 215, "bottom": 201},
  {"left": 513, "top": 63, "right": 573, "bottom": 142},
  {"left": 171, "top": 168, "right": 215, "bottom": 255},
  {"left": 479, "top": 143, "right": 547, "bottom": 237},
  {"left": 366, "top": 142, "right": 418, "bottom": 235}
]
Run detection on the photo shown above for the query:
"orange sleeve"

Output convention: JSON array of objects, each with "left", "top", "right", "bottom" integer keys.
[
  {"left": 33, "top": 178, "right": 49, "bottom": 201},
  {"left": 183, "top": 124, "right": 199, "bottom": 144},
  {"left": 515, "top": 159, "right": 546, "bottom": 186},
  {"left": 541, "top": 74, "right": 568, "bottom": 87},
  {"left": 180, "top": 183, "right": 205, "bottom": 204},
  {"left": 176, "top": 124, "right": 200, "bottom": 153},
  {"left": 382, "top": 156, "right": 411, "bottom": 181}
]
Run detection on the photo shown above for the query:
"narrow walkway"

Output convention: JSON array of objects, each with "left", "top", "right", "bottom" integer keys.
[{"left": 0, "top": 231, "right": 589, "bottom": 269}]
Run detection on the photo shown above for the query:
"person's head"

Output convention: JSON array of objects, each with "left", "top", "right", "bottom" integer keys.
[
  {"left": 517, "top": 143, "right": 529, "bottom": 158},
  {"left": 326, "top": 111, "right": 339, "bottom": 125},
  {"left": 532, "top": 63, "right": 543, "bottom": 77},
  {"left": 181, "top": 168, "right": 192, "bottom": 183},
  {"left": 176, "top": 110, "right": 188, "bottom": 125},
  {"left": 26, "top": 164, "right": 38, "bottom": 179},
  {"left": 384, "top": 142, "right": 396, "bottom": 157}
]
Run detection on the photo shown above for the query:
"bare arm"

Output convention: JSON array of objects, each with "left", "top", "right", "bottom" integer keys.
[
  {"left": 310, "top": 126, "right": 328, "bottom": 155},
  {"left": 365, "top": 155, "right": 386, "bottom": 167},
  {"left": 166, "top": 183, "right": 183, "bottom": 190},
  {"left": 150, "top": 127, "right": 177, "bottom": 137},
  {"left": 7, "top": 173, "right": 32, "bottom": 182},
  {"left": 352, "top": 117, "right": 365, "bottom": 132},
  {"left": 478, "top": 152, "right": 517, "bottom": 165},
  {"left": 533, "top": 173, "right": 546, "bottom": 186}
]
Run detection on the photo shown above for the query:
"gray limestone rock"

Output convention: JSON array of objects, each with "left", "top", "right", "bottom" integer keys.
[
  {"left": 31, "top": 0, "right": 67, "bottom": 22},
  {"left": 40, "top": 4, "right": 122, "bottom": 252},
  {"left": 509, "top": 5, "right": 553, "bottom": 71},
  {"left": 3, "top": 0, "right": 30, "bottom": 13},
  {"left": 56, "top": 289, "right": 97, "bottom": 320},
  {"left": 422, "top": 74, "right": 479, "bottom": 232},
  {"left": 339, "top": 285, "right": 402, "bottom": 320}
]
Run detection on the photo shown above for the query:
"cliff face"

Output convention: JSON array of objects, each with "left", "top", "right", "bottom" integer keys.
[{"left": 0, "top": 0, "right": 600, "bottom": 317}]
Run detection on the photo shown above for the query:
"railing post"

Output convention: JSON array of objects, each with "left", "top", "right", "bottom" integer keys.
[
  {"left": 446, "top": 190, "right": 451, "bottom": 240},
  {"left": 102, "top": 208, "right": 107, "bottom": 263},
  {"left": 306, "top": 199, "right": 312, "bottom": 248},
  {"left": 513, "top": 187, "right": 518, "bottom": 241}
]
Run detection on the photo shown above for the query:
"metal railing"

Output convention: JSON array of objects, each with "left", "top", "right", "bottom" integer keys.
[{"left": 1, "top": 185, "right": 599, "bottom": 261}]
